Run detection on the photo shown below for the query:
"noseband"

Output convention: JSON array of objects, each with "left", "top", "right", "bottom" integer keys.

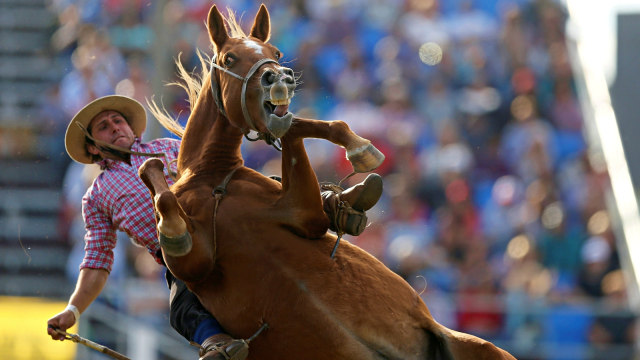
[{"left": 209, "top": 55, "right": 282, "bottom": 149}]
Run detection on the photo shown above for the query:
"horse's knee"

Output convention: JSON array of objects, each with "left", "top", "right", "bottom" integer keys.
[
  {"left": 155, "top": 191, "right": 188, "bottom": 236},
  {"left": 329, "top": 119, "right": 350, "bottom": 133},
  {"left": 139, "top": 158, "right": 165, "bottom": 179},
  {"left": 328, "top": 120, "right": 379, "bottom": 155}
]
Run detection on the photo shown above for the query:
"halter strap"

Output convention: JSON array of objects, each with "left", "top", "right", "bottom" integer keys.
[
  {"left": 209, "top": 55, "right": 277, "bottom": 133},
  {"left": 209, "top": 56, "right": 231, "bottom": 118},
  {"left": 240, "top": 57, "right": 277, "bottom": 131}
]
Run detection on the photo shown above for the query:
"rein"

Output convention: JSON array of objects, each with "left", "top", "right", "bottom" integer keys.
[
  {"left": 211, "top": 166, "right": 240, "bottom": 265},
  {"left": 49, "top": 326, "right": 130, "bottom": 360},
  {"left": 76, "top": 122, "right": 178, "bottom": 181},
  {"left": 209, "top": 55, "right": 282, "bottom": 151}
]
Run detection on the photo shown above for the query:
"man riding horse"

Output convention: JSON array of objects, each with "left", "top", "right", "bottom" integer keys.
[{"left": 46, "top": 94, "right": 383, "bottom": 359}]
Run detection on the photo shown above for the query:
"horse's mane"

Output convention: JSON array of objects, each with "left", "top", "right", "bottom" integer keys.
[{"left": 147, "top": 8, "right": 247, "bottom": 138}]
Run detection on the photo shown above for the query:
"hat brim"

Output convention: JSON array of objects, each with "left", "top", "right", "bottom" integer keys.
[{"left": 65, "top": 95, "right": 147, "bottom": 164}]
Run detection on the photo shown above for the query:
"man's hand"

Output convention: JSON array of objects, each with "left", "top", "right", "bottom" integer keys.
[
  {"left": 46, "top": 268, "right": 109, "bottom": 341},
  {"left": 47, "top": 310, "right": 76, "bottom": 341}
]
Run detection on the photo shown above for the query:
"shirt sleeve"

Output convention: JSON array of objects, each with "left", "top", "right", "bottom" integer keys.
[{"left": 79, "top": 182, "right": 117, "bottom": 273}]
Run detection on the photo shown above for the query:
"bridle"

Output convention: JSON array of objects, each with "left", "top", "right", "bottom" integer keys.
[{"left": 209, "top": 54, "right": 283, "bottom": 150}]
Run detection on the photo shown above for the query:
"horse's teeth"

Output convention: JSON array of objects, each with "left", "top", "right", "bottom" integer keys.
[{"left": 271, "top": 99, "right": 290, "bottom": 106}]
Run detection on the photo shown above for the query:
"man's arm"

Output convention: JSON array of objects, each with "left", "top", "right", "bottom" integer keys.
[{"left": 46, "top": 267, "right": 109, "bottom": 340}]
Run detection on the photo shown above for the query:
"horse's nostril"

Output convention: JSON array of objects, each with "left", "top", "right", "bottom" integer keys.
[
  {"left": 282, "top": 68, "right": 295, "bottom": 85},
  {"left": 261, "top": 70, "right": 276, "bottom": 86},
  {"left": 284, "top": 68, "right": 294, "bottom": 78}
]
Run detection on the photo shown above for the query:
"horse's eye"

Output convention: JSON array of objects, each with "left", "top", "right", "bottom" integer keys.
[
  {"left": 274, "top": 51, "right": 281, "bottom": 60},
  {"left": 223, "top": 55, "right": 234, "bottom": 67}
]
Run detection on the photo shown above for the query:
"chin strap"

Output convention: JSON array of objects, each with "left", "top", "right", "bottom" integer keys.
[
  {"left": 243, "top": 131, "right": 282, "bottom": 151},
  {"left": 76, "top": 122, "right": 178, "bottom": 180}
]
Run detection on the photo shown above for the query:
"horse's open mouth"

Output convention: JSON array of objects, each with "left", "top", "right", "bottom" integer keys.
[
  {"left": 264, "top": 99, "right": 290, "bottom": 119},
  {"left": 264, "top": 99, "right": 293, "bottom": 138}
]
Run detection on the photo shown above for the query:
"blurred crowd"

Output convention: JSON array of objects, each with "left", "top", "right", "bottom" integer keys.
[{"left": 42, "top": 0, "right": 637, "bottom": 358}]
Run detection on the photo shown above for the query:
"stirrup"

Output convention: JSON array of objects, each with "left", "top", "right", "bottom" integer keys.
[
  {"left": 321, "top": 187, "right": 368, "bottom": 236},
  {"left": 193, "top": 337, "right": 249, "bottom": 360},
  {"left": 321, "top": 174, "right": 382, "bottom": 236},
  {"left": 336, "top": 202, "right": 368, "bottom": 236}
]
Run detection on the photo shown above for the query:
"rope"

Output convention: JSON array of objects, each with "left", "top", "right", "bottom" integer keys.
[
  {"left": 338, "top": 171, "right": 356, "bottom": 188},
  {"left": 76, "top": 122, "right": 178, "bottom": 181},
  {"left": 330, "top": 233, "right": 343, "bottom": 259},
  {"left": 49, "top": 326, "right": 131, "bottom": 360}
]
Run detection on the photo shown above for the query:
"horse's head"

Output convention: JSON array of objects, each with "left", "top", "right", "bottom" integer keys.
[{"left": 207, "top": 4, "right": 296, "bottom": 141}]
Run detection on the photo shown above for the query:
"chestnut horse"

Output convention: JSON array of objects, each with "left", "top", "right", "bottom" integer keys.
[{"left": 140, "top": 4, "right": 516, "bottom": 360}]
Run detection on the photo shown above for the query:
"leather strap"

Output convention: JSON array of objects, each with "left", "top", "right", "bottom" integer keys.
[
  {"left": 76, "top": 122, "right": 178, "bottom": 180},
  {"left": 209, "top": 55, "right": 277, "bottom": 133}
]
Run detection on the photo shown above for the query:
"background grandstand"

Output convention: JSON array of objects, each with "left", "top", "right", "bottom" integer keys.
[{"left": 1, "top": 0, "right": 638, "bottom": 359}]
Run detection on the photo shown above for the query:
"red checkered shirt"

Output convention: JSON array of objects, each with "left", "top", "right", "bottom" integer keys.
[{"left": 80, "top": 138, "right": 180, "bottom": 272}]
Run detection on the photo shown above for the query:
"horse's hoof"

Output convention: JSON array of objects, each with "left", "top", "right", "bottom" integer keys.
[
  {"left": 159, "top": 231, "right": 193, "bottom": 257},
  {"left": 346, "top": 143, "right": 385, "bottom": 173}
]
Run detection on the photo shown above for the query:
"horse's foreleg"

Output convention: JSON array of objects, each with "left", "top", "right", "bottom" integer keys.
[
  {"left": 139, "top": 158, "right": 193, "bottom": 256},
  {"left": 279, "top": 136, "right": 330, "bottom": 238},
  {"left": 289, "top": 117, "right": 385, "bottom": 173}
]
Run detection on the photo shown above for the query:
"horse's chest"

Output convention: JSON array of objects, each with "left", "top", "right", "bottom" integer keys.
[{"left": 191, "top": 187, "right": 278, "bottom": 222}]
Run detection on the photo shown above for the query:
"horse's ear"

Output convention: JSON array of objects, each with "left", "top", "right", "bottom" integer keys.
[
  {"left": 207, "top": 5, "right": 229, "bottom": 51},
  {"left": 250, "top": 4, "right": 271, "bottom": 43}
]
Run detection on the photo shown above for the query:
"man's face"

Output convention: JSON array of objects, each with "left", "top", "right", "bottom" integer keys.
[{"left": 86, "top": 110, "right": 136, "bottom": 157}]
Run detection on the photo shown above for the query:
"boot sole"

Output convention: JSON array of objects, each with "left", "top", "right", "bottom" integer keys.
[{"left": 350, "top": 173, "right": 383, "bottom": 211}]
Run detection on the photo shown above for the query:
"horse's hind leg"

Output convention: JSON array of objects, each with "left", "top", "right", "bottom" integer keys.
[{"left": 139, "top": 158, "right": 193, "bottom": 256}]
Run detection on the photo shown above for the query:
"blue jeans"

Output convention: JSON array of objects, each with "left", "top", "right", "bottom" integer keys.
[{"left": 165, "top": 270, "right": 223, "bottom": 344}]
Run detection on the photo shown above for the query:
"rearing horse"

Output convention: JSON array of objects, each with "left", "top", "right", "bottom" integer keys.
[{"left": 140, "top": 4, "right": 516, "bottom": 359}]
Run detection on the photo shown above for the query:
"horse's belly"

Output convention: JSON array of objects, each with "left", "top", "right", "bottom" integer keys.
[{"left": 196, "top": 227, "right": 431, "bottom": 360}]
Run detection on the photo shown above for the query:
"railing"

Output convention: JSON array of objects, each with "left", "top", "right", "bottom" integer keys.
[{"left": 76, "top": 302, "right": 197, "bottom": 360}]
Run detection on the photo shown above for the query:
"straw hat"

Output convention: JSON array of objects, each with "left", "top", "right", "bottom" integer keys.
[{"left": 65, "top": 95, "right": 146, "bottom": 164}]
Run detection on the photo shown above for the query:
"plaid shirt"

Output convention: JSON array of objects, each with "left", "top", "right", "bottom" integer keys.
[{"left": 80, "top": 138, "right": 180, "bottom": 272}]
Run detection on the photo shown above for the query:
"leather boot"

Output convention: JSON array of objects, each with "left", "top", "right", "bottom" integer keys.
[
  {"left": 321, "top": 173, "right": 383, "bottom": 236},
  {"left": 199, "top": 333, "right": 249, "bottom": 360}
]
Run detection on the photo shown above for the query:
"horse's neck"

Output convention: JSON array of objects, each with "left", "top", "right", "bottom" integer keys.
[{"left": 179, "top": 83, "right": 244, "bottom": 175}]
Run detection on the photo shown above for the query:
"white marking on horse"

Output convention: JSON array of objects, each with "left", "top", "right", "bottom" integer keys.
[{"left": 244, "top": 39, "right": 264, "bottom": 55}]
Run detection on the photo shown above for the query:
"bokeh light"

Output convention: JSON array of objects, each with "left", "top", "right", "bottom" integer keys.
[{"left": 507, "top": 234, "right": 531, "bottom": 261}]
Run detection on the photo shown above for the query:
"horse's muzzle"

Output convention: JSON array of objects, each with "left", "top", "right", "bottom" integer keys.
[{"left": 262, "top": 67, "right": 296, "bottom": 138}]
